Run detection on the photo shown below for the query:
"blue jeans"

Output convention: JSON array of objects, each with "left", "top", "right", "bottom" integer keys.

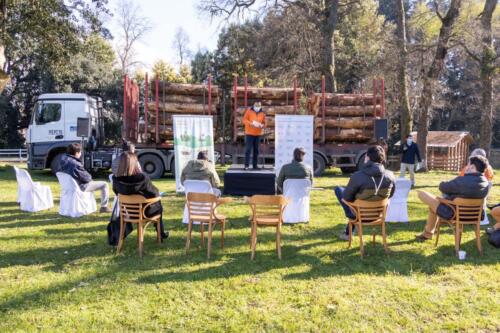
[
  {"left": 244, "top": 135, "right": 260, "bottom": 168},
  {"left": 334, "top": 186, "right": 356, "bottom": 235}
]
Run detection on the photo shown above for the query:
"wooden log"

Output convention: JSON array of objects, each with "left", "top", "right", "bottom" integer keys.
[
  {"left": 156, "top": 94, "right": 216, "bottom": 104},
  {"left": 151, "top": 82, "right": 219, "bottom": 96},
  {"left": 232, "top": 87, "right": 304, "bottom": 100},
  {"left": 236, "top": 98, "right": 296, "bottom": 107},
  {"left": 309, "top": 93, "right": 381, "bottom": 110},
  {"left": 311, "top": 105, "right": 380, "bottom": 117},
  {"left": 147, "top": 102, "right": 217, "bottom": 114},
  {"left": 236, "top": 106, "right": 298, "bottom": 116},
  {"left": 315, "top": 117, "right": 375, "bottom": 129},
  {"left": 315, "top": 128, "right": 373, "bottom": 142}
]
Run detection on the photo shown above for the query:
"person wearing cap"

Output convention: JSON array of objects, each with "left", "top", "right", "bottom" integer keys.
[
  {"left": 276, "top": 147, "right": 313, "bottom": 193},
  {"left": 242, "top": 101, "right": 266, "bottom": 170}
]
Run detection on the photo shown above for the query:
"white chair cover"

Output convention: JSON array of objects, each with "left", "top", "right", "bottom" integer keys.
[
  {"left": 14, "top": 166, "right": 54, "bottom": 212},
  {"left": 56, "top": 172, "right": 97, "bottom": 217},
  {"left": 109, "top": 174, "right": 119, "bottom": 219},
  {"left": 283, "top": 179, "right": 312, "bottom": 224},
  {"left": 182, "top": 180, "right": 214, "bottom": 224},
  {"left": 480, "top": 181, "right": 492, "bottom": 226},
  {"left": 386, "top": 178, "right": 412, "bottom": 223}
]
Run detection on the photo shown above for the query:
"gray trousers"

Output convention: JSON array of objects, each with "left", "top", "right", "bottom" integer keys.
[
  {"left": 84, "top": 181, "right": 109, "bottom": 208},
  {"left": 400, "top": 163, "right": 415, "bottom": 185}
]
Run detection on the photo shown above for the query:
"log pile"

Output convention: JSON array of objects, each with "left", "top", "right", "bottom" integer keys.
[
  {"left": 147, "top": 82, "right": 220, "bottom": 142},
  {"left": 232, "top": 87, "right": 304, "bottom": 141},
  {"left": 309, "top": 93, "right": 382, "bottom": 143}
]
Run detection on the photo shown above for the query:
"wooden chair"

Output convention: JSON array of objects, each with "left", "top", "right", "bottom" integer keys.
[
  {"left": 342, "top": 199, "right": 389, "bottom": 258},
  {"left": 116, "top": 194, "right": 162, "bottom": 258},
  {"left": 246, "top": 195, "right": 288, "bottom": 260},
  {"left": 434, "top": 197, "right": 484, "bottom": 257},
  {"left": 185, "top": 192, "right": 231, "bottom": 259}
]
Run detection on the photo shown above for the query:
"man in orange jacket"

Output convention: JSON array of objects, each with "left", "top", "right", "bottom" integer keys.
[{"left": 242, "top": 101, "right": 266, "bottom": 170}]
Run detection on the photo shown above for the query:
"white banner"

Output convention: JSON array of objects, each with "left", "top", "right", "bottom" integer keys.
[
  {"left": 173, "top": 115, "right": 215, "bottom": 192},
  {"left": 275, "top": 115, "right": 314, "bottom": 176}
]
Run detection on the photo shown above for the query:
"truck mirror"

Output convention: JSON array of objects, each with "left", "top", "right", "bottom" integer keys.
[{"left": 77, "top": 117, "right": 89, "bottom": 137}]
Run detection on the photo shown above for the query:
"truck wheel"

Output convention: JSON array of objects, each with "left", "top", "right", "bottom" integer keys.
[
  {"left": 170, "top": 158, "right": 176, "bottom": 178},
  {"left": 313, "top": 153, "right": 326, "bottom": 177},
  {"left": 139, "top": 154, "right": 164, "bottom": 179},
  {"left": 50, "top": 153, "right": 64, "bottom": 175}
]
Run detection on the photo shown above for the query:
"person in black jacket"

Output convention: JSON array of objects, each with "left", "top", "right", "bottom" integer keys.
[
  {"left": 415, "top": 156, "right": 490, "bottom": 241},
  {"left": 112, "top": 152, "right": 168, "bottom": 241},
  {"left": 400, "top": 134, "right": 421, "bottom": 186},
  {"left": 59, "top": 143, "right": 111, "bottom": 213},
  {"left": 335, "top": 146, "right": 396, "bottom": 241}
]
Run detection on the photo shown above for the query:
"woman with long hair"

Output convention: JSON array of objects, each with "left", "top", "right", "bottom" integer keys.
[{"left": 112, "top": 152, "right": 168, "bottom": 241}]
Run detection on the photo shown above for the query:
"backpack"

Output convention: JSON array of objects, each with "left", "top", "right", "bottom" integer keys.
[
  {"left": 106, "top": 201, "right": 133, "bottom": 246},
  {"left": 488, "top": 229, "right": 500, "bottom": 248}
]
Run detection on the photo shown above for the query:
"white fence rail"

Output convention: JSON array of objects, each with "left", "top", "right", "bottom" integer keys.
[{"left": 0, "top": 149, "right": 27, "bottom": 162}]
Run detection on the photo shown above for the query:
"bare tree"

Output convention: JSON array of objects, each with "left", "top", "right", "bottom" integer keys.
[
  {"left": 172, "top": 27, "right": 191, "bottom": 67},
  {"left": 417, "top": 0, "right": 462, "bottom": 170},
  {"left": 198, "top": 0, "right": 350, "bottom": 92},
  {"left": 395, "top": 0, "right": 412, "bottom": 139},
  {"left": 115, "top": 0, "right": 151, "bottom": 74}
]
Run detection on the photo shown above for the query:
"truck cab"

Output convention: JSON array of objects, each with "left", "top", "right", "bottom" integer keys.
[{"left": 26, "top": 93, "right": 110, "bottom": 173}]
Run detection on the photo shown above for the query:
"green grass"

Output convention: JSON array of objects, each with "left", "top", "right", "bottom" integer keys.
[{"left": 0, "top": 163, "right": 499, "bottom": 332}]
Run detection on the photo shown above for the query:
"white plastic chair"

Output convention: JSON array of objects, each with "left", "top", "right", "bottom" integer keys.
[
  {"left": 56, "top": 172, "right": 97, "bottom": 217},
  {"left": 182, "top": 180, "right": 215, "bottom": 224},
  {"left": 386, "top": 178, "right": 412, "bottom": 223},
  {"left": 283, "top": 179, "right": 312, "bottom": 224},
  {"left": 13, "top": 166, "right": 54, "bottom": 212}
]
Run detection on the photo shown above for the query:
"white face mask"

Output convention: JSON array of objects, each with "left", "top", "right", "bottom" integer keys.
[
  {"left": 254, "top": 107, "right": 261, "bottom": 112},
  {"left": 407, "top": 139, "right": 413, "bottom": 145}
]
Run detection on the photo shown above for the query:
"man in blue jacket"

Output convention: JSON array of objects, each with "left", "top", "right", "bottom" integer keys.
[
  {"left": 400, "top": 134, "right": 421, "bottom": 186},
  {"left": 415, "top": 156, "right": 489, "bottom": 241},
  {"left": 60, "top": 143, "right": 111, "bottom": 213}
]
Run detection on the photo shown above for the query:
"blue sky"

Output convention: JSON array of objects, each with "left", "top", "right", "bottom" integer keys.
[{"left": 107, "top": 0, "right": 222, "bottom": 71}]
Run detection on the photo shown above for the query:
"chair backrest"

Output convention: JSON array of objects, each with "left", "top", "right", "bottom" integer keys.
[
  {"left": 247, "top": 195, "right": 288, "bottom": 221},
  {"left": 56, "top": 172, "right": 81, "bottom": 192},
  {"left": 283, "top": 179, "right": 312, "bottom": 198},
  {"left": 392, "top": 178, "right": 411, "bottom": 203},
  {"left": 16, "top": 168, "right": 34, "bottom": 189},
  {"left": 109, "top": 174, "right": 114, "bottom": 184},
  {"left": 118, "top": 194, "right": 149, "bottom": 223},
  {"left": 187, "top": 192, "right": 217, "bottom": 219},
  {"left": 184, "top": 180, "right": 213, "bottom": 196},
  {"left": 452, "top": 198, "right": 484, "bottom": 224},
  {"left": 13, "top": 165, "right": 20, "bottom": 179},
  {"left": 351, "top": 199, "right": 389, "bottom": 224}
]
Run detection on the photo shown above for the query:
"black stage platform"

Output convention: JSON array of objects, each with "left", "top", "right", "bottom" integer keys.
[{"left": 223, "top": 165, "right": 276, "bottom": 196}]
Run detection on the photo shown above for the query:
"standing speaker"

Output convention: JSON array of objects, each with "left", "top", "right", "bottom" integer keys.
[{"left": 374, "top": 119, "right": 388, "bottom": 140}]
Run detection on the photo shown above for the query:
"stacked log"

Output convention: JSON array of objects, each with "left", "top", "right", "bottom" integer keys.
[
  {"left": 309, "top": 93, "right": 382, "bottom": 143},
  {"left": 147, "top": 82, "right": 220, "bottom": 142},
  {"left": 232, "top": 87, "right": 304, "bottom": 141}
]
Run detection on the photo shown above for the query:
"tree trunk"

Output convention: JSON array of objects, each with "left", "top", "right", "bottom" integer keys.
[
  {"left": 321, "top": 0, "right": 339, "bottom": 92},
  {"left": 395, "top": 0, "right": 412, "bottom": 139},
  {"left": 478, "top": 0, "right": 497, "bottom": 155},
  {"left": 417, "top": 0, "right": 462, "bottom": 171}
]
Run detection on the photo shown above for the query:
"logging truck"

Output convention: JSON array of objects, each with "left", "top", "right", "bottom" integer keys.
[{"left": 26, "top": 75, "right": 387, "bottom": 178}]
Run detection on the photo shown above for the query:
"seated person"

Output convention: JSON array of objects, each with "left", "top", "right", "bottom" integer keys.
[
  {"left": 458, "top": 148, "right": 494, "bottom": 181},
  {"left": 486, "top": 204, "right": 500, "bottom": 235},
  {"left": 181, "top": 151, "right": 221, "bottom": 196},
  {"left": 335, "top": 145, "right": 395, "bottom": 241},
  {"left": 415, "top": 156, "right": 490, "bottom": 241},
  {"left": 112, "top": 141, "right": 141, "bottom": 176},
  {"left": 60, "top": 143, "right": 111, "bottom": 213},
  {"left": 276, "top": 147, "right": 313, "bottom": 193},
  {"left": 112, "top": 152, "right": 168, "bottom": 241}
]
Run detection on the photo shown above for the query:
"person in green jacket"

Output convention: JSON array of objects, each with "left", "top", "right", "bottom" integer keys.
[
  {"left": 276, "top": 147, "right": 313, "bottom": 193},
  {"left": 181, "top": 151, "right": 221, "bottom": 194}
]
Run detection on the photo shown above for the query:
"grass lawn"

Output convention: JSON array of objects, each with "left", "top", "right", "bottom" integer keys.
[{"left": 0, "top": 162, "right": 499, "bottom": 332}]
